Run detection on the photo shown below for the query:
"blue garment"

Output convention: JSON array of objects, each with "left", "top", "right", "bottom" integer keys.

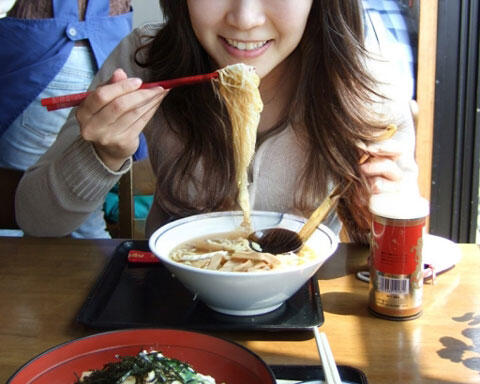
[
  {"left": 0, "top": 47, "right": 95, "bottom": 169},
  {"left": 363, "top": 0, "right": 417, "bottom": 98},
  {"left": 0, "top": 0, "right": 134, "bottom": 238},
  {"left": 0, "top": 0, "right": 133, "bottom": 134},
  {"left": 0, "top": 46, "right": 111, "bottom": 238}
]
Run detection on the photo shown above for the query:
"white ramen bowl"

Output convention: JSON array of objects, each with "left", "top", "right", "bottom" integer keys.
[{"left": 149, "top": 211, "right": 338, "bottom": 316}]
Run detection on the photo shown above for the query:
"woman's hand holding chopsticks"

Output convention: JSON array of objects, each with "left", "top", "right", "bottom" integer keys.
[
  {"left": 76, "top": 68, "right": 167, "bottom": 171},
  {"left": 359, "top": 139, "right": 404, "bottom": 194}
]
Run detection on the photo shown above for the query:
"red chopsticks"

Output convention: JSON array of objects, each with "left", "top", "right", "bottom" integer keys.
[
  {"left": 127, "top": 250, "right": 159, "bottom": 264},
  {"left": 41, "top": 71, "right": 220, "bottom": 111}
]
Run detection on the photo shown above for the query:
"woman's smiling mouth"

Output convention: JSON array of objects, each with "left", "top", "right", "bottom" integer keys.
[
  {"left": 224, "top": 38, "right": 269, "bottom": 50},
  {"left": 221, "top": 37, "right": 272, "bottom": 59}
]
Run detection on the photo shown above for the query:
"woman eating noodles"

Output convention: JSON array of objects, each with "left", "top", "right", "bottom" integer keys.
[{"left": 15, "top": 0, "right": 419, "bottom": 244}]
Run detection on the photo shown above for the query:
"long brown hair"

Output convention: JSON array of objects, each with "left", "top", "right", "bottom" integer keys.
[{"left": 137, "top": 0, "right": 386, "bottom": 243}]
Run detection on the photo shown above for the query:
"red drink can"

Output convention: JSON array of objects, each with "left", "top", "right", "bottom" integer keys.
[{"left": 368, "top": 193, "right": 429, "bottom": 320}]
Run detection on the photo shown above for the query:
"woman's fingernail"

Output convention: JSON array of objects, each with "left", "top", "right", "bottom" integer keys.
[{"left": 128, "top": 78, "right": 142, "bottom": 87}]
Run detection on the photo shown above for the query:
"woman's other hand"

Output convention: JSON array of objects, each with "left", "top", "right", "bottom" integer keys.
[
  {"left": 359, "top": 140, "right": 405, "bottom": 194},
  {"left": 76, "top": 68, "right": 167, "bottom": 171}
]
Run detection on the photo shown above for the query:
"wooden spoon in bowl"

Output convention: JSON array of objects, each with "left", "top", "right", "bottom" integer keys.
[
  {"left": 248, "top": 184, "right": 343, "bottom": 254},
  {"left": 248, "top": 124, "right": 398, "bottom": 254}
]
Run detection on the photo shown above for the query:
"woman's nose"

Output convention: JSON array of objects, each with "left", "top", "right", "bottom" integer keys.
[{"left": 225, "top": 0, "right": 266, "bottom": 30}]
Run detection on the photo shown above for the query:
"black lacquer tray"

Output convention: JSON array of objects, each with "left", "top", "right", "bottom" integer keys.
[{"left": 77, "top": 240, "right": 324, "bottom": 332}]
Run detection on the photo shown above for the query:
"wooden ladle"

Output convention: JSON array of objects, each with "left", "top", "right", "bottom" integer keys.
[
  {"left": 248, "top": 124, "right": 398, "bottom": 254},
  {"left": 248, "top": 184, "right": 343, "bottom": 254}
]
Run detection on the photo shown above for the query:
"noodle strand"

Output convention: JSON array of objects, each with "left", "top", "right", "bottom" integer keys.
[{"left": 216, "top": 64, "right": 263, "bottom": 230}]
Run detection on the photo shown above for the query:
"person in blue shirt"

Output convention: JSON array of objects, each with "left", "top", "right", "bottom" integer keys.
[
  {"left": 363, "top": 0, "right": 418, "bottom": 100},
  {"left": 0, "top": 0, "right": 133, "bottom": 238}
]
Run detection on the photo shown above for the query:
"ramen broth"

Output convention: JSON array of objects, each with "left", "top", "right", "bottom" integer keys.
[{"left": 169, "top": 230, "right": 319, "bottom": 272}]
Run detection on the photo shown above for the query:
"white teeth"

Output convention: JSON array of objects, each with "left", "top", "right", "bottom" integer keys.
[{"left": 225, "top": 38, "right": 267, "bottom": 50}]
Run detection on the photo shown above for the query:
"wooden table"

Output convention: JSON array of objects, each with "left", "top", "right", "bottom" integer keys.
[{"left": 1, "top": 237, "right": 479, "bottom": 383}]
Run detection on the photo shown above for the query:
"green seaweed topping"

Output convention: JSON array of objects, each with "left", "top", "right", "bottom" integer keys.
[{"left": 76, "top": 350, "right": 215, "bottom": 384}]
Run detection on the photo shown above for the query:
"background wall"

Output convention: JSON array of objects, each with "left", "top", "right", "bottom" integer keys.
[{"left": 132, "top": 0, "right": 163, "bottom": 27}]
